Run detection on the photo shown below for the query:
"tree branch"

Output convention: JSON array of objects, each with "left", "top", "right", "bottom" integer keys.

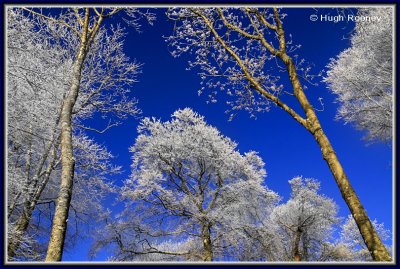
[
  {"left": 21, "top": 8, "right": 81, "bottom": 37},
  {"left": 192, "top": 9, "right": 307, "bottom": 129},
  {"left": 74, "top": 120, "right": 120, "bottom": 134}
]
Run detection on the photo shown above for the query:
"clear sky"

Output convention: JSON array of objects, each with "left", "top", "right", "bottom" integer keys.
[{"left": 60, "top": 7, "right": 393, "bottom": 261}]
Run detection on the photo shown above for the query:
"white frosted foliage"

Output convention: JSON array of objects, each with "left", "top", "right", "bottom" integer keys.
[{"left": 324, "top": 8, "right": 393, "bottom": 142}]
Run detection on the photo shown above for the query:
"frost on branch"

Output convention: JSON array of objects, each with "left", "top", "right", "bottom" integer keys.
[
  {"left": 165, "top": 8, "right": 284, "bottom": 119},
  {"left": 73, "top": 25, "right": 142, "bottom": 123},
  {"left": 324, "top": 8, "right": 393, "bottom": 142},
  {"left": 92, "top": 108, "right": 278, "bottom": 261},
  {"left": 271, "top": 177, "right": 340, "bottom": 261},
  {"left": 165, "top": 8, "right": 318, "bottom": 120},
  {"left": 7, "top": 9, "right": 69, "bottom": 260},
  {"left": 6, "top": 8, "right": 125, "bottom": 260},
  {"left": 165, "top": 7, "right": 392, "bottom": 262}
]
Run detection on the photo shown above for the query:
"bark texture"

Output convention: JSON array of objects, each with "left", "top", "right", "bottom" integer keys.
[
  {"left": 44, "top": 59, "right": 80, "bottom": 261},
  {"left": 45, "top": 9, "right": 92, "bottom": 262}
]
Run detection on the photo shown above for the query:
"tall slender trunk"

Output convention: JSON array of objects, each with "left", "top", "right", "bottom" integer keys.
[
  {"left": 44, "top": 52, "right": 85, "bottom": 261},
  {"left": 281, "top": 55, "right": 391, "bottom": 261},
  {"left": 313, "top": 126, "right": 391, "bottom": 261},
  {"left": 45, "top": 11, "right": 91, "bottom": 262},
  {"left": 44, "top": 8, "right": 107, "bottom": 261},
  {"left": 201, "top": 222, "right": 213, "bottom": 261}
]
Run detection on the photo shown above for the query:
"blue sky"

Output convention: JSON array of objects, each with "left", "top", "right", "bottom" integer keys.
[{"left": 61, "top": 8, "right": 392, "bottom": 261}]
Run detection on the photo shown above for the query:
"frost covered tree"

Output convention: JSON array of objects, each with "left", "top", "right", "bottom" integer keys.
[
  {"left": 7, "top": 7, "right": 153, "bottom": 261},
  {"left": 324, "top": 8, "right": 393, "bottom": 142},
  {"left": 7, "top": 9, "right": 115, "bottom": 260},
  {"left": 7, "top": 9, "right": 68, "bottom": 260},
  {"left": 271, "top": 177, "right": 339, "bottom": 261},
  {"left": 91, "top": 108, "right": 279, "bottom": 261},
  {"left": 165, "top": 7, "right": 391, "bottom": 261}
]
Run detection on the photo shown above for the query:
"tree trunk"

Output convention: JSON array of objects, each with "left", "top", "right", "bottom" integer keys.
[
  {"left": 8, "top": 138, "right": 59, "bottom": 260},
  {"left": 45, "top": 18, "right": 90, "bottom": 261},
  {"left": 312, "top": 126, "right": 391, "bottom": 261},
  {"left": 281, "top": 55, "right": 391, "bottom": 262},
  {"left": 201, "top": 222, "right": 213, "bottom": 261},
  {"left": 201, "top": 8, "right": 390, "bottom": 261},
  {"left": 8, "top": 174, "right": 56, "bottom": 259},
  {"left": 8, "top": 201, "right": 33, "bottom": 259},
  {"left": 44, "top": 9, "right": 106, "bottom": 261},
  {"left": 45, "top": 56, "right": 84, "bottom": 261},
  {"left": 292, "top": 227, "right": 302, "bottom": 261}
]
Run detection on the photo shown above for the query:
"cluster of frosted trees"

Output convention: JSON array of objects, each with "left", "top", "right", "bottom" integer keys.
[
  {"left": 6, "top": 7, "right": 392, "bottom": 262},
  {"left": 89, "top": 108, "right": 391, "bottom": 262}
]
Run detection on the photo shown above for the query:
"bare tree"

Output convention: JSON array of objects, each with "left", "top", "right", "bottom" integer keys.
[{"left": 165, "top": 7, "right": 391, "bottom": 261}]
